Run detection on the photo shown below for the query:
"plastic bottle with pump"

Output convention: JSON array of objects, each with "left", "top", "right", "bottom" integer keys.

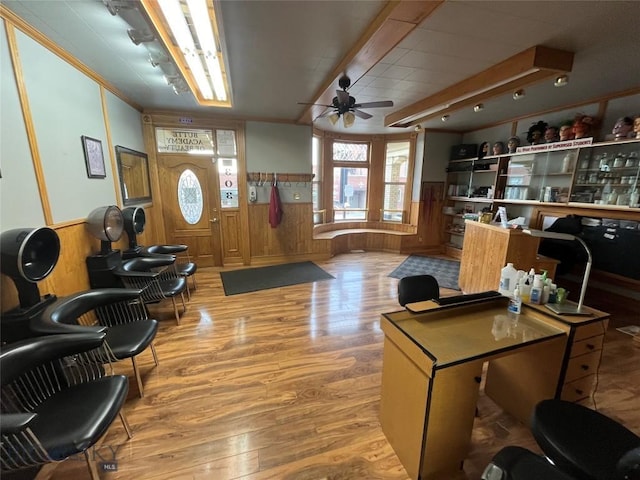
[
  {"left": 499, "top": 263, "right": 518, "bottom": 296},
  {"left": 530, "top": 274, "right": 543, "bottom": 304}
]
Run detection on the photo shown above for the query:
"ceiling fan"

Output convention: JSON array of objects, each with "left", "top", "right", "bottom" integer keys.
[{"left": 299, "top": 75, "right": 393, "bottom": 127}]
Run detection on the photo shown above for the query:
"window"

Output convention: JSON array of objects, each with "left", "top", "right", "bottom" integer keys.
[
  {"left": 332, "top": 142, "right": 369, "bottom": 221},
  {"left": 382, "top": 141, "right": 411, "bottom": 222},
  {"left": 177, "top": 169, "right": 203, "bottom": 224}
]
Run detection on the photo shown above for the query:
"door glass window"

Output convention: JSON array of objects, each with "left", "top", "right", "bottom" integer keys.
[
  {"left": 219, "top": 158, "right": 238, "bottom": 208},
  {"left": 177, "top": 169, "right": 203, "bottom": 224}
]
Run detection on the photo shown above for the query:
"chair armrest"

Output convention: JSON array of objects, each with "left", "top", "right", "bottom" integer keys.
[
  {"left": 0, "top": 413, "right": 37, "bottom": 434},
  {"left": 30, "top": 321, "right": 107, "bottom": 336},
  {"left": 143, "top": 244, "right": 187, "bottom": 255},
  {"left": 40, "top": 289, "right": 143, "bottom": 326},
  {"left": 114, "top": 268, "right": 159, "bottom": 279},
  {"left": 0, "top": 333, "right": 106, "bottom": 384}
]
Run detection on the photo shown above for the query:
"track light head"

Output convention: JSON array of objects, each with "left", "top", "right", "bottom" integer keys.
[
  {"left": 513, "top": 89, "right": 525, "bottom": 100},
  {"left": 554, "top": 74, "right": 569, "bottom": 87},
  {"left": 473, "top": 104, "right": 484, "bottom": 113}
]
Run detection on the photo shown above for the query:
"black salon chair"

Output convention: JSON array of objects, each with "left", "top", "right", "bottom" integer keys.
[
  {"left": 531, "top": 399, "right": 640, "bottom": 480},
  {"left": 114, "top": 256, "right": 187, "bottom": 325},
  {"left": 121, "top": 206, "right": 197, "bottom": 300},
  {"left": 33, "top": 288, "right": 159, "bottom": 397},
  {"left": 142, "top": 244, "right": 197, "bottom": 300},
  {"left": 482, "top": 445, "right": 576, "bottom": 480},
  {"left": 0, "top": 332, "right": 132, "bottom": 480},
  {"left": 397, "top": 274, "right": 440, "bottom": 306}
]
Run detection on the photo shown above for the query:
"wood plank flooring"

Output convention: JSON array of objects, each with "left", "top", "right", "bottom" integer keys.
[{"left": 38, "top": 252, "right": 640, "bottom": 479}]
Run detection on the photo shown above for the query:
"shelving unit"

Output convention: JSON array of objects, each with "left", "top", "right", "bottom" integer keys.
[{"left": 442, "top": 139, "right": 640, "bottom": 257}]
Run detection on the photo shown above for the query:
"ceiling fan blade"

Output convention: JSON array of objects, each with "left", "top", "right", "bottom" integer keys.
[
  {"left": 352, "top": 100, "right": 393, "bottom": 109},
  {"left": 336, "top": 90, "right": 350, "bottom": 105},
  {"left": 353, "top": 109, "right": 373, "bottom": 120},
  {"left": 297, "top": 102, "right": 333, "bottom": 108}
]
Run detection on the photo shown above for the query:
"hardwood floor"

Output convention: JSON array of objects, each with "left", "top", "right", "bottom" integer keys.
[{"left": 38, "top": 252, "right": 639, "bottom": 480}]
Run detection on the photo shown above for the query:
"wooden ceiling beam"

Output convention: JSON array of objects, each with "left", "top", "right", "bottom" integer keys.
[
  {"left": 297, "top": 1, "right": 444, "bottom": 125},
  {"left": 385, "top": 45, "right": 574, "bottom": 127}
]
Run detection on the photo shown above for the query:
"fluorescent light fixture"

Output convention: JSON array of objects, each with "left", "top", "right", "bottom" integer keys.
[
  {"left": 142, "top": 0, "right": 231, "bottom": 106},
  {"left": 158, "top": 0, "right": 213, "bottom": 100},
  {"left": 523, "top": 229, "right": 592, "bottom": 315},
  {"left": 186, "top": 0, "right": 227, "bottom": 101},
  {"left": 343, "top": 111, "right": 356, "bottom": 128}
]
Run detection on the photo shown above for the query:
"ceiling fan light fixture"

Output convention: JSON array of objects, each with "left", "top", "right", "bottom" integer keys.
[
  {"left": 343, "top": 111, "right": 356, "bottom": 128},
  {"left": 473, "top": 103, "right": 484, "bottom": 113},
  {"left": 513, "top": 89, "right": 525, "bottom": 100},
  {"left": 554, "top": 74, "right": 569, "bottom": 87},
  {"left": 328, "top": 113, "right": 340, "bottom": 126}
]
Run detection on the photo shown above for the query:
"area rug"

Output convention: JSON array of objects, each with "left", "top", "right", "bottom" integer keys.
[
  {"left": 220, "top": 261, "right": 335, "bottom": 296},
  {"left": 388, "top": 255, "right": 461, "bottom": 291}
]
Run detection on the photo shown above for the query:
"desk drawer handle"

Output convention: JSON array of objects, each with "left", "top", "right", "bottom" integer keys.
[{"left": 581, "top": 365, "right": 590, "bottom": 371}]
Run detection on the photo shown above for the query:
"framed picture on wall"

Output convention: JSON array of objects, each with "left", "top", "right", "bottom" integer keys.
[{"left": 81, "top": 135, "right": 106, "bottom": 178}]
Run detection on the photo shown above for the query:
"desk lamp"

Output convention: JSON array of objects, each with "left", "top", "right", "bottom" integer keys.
[{"left": 523, "top": 229, "right": 592, "bottom": 315}]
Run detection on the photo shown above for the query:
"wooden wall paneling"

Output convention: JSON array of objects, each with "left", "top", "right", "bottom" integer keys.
[
  {"left": 248, "top": 203, "right": 314, "bottom": 260},
  {"left": 141, "top": 115, "right": 167, "bottom": 245},
  {"left": 368, "top": 136, "right": 385, "bottom": 222},
  {"left": 220, "top": 210, "right": 242, "bottom": 262}
]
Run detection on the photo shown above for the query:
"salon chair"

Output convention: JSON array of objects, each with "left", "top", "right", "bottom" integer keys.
[
  {"left": 531, "top": 399, "right": 640, "bottom": 480},
  {"left": 33, "top": 288, "right": 159, "bottom": 397},
  {"left": 397, "top": 274, "right": 440, "bottom": 306},
  {"left": 0, "top": 333, "right": 132, "bottom": 480},
  {"left": 122, "top": 206, "right": 198, "bottom": 299},
  {"left": 482, "top": 445, "right": 576, "bottom": 480},
  {"left": 141, "top": 244, "right": 197, "bottom": 300},
  {"left": 114, "top": 256, "right": 187, "bottom": 325}
]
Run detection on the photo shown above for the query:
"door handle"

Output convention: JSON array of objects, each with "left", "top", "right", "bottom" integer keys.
[{"left": 210, "top": 218, "right": 219, "bottom": 223}]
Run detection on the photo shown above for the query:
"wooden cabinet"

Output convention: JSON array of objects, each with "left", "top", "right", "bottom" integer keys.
[
  {"left": 458, "top": 220, "right": 558, "bottom": 293},
  {"left": 560, "top": 320, "right": 607, "bottom": 402}
]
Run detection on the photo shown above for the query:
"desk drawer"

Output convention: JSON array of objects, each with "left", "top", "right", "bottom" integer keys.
[
  {"left": 564, "top": 350, "right": 602, "bottom": 383},
  {"left": 570, "top": 335, "right": 604, "bottom": 358},
  {"left": 573, "top": 321, "right": 606, "bottom": 342},
  {"left": 561, "top": 374, "right": 596, "bottom": 402}
]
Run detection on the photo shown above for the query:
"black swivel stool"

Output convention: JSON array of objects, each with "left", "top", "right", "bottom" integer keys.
[
  {"left": 482, "top": 445, "right": 576, "bottom": 480},
  {"left": 532, "top": 399, "right": 640, "bottom": 480}
]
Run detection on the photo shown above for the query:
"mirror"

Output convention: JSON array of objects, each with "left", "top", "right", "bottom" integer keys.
[{"left": 115, "top": 146, "right": 152, "bottom": 206}]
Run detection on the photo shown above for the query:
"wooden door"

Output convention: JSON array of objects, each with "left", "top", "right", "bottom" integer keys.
[
  {"left": 420, "top": 182, "right": 445, "bottom": 248},
  {"left": 158, "top": 156, "right": 222, "bottom": 266}
]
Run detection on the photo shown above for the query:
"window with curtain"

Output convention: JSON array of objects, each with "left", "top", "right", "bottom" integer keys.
[
  {"left": 382, "top": 140, "right": 411, "bottom": 222},
  {"left": 332, "top": 141, "right": 369, "bottom": 221}
]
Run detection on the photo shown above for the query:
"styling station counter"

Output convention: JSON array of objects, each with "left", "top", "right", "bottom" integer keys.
[{"left": 379, "top": 296, "right": 609, "bottom": 480}]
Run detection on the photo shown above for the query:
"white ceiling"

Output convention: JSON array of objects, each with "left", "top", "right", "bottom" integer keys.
[{"left": 4, "top": 0, "right": 640, "bottom": 135}]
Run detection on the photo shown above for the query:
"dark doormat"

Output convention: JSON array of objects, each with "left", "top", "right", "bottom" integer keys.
[
  {"left": 388, "top": 255, "right": 461, "bottom": 291},
  {"left": 220, "top": 261, "right": 335, "bottom": 296}
]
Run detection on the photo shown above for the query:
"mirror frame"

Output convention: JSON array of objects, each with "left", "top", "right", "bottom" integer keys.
[{"left": 115, "top": 146, "right": 152, "bottom": 206}]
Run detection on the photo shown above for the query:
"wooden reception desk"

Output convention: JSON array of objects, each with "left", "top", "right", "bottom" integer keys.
[
  {"left": 459, "top": 221, "right": 559, "bottom": 293},
  {"left": 379, "top": 296, "right": 609, "bottom": 480}
]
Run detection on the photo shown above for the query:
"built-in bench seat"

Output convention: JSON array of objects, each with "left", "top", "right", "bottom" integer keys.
[{"left": 313, "top": 222, "right": 417, "bottom": 256}]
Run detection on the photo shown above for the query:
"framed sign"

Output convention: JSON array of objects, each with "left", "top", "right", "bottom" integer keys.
[{"left": 81, "top": 135, "right": 106, "bottom": 178}]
